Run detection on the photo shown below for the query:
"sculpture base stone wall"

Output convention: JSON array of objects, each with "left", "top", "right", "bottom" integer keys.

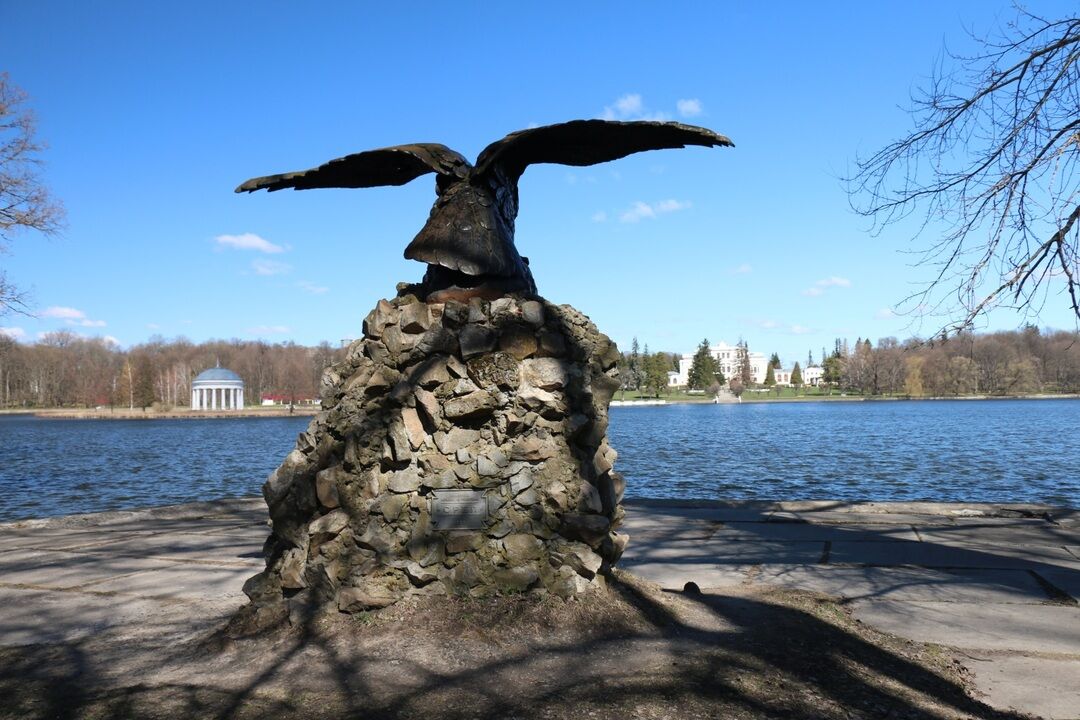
[{"left": 238, "top": 292, "right": 627, "bottom": 627}]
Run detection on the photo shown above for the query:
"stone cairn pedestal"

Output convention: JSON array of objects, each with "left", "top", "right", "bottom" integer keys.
[{"left": 239, "top": 291, "right": 628, "bottom": 624}]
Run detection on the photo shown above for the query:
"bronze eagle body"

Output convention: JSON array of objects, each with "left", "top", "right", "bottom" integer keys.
[{"left": 237, "top": 120, "right": 732, "bottom": 301}]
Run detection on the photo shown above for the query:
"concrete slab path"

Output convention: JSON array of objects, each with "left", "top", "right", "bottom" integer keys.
[{"left": 621, "top": 499, "right": 1080, "bottom": 720}]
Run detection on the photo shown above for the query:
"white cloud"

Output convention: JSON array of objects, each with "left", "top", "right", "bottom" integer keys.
[
  {"left": 248, "top": 325, "right": 290, "bottom": 335},
  {"left": 760, "top": 320, "right": 779, "bottom": 329},
  {"left": 802, "top": 277, "right": 852, "bottom": 297},
  {"left": 732, "top": 263, "right": 752, "bottom": 275},
  {"left": 619, "top": 199, "right": 691, "bottom": 223},
  {"left": 0, "top": 326, "right": 26, "bottom": 339},
  {"left": 104, "top": 335, "right": 120, "bottom": 346},
  {"left": 147, "top": 323, "right": 160, "bottom": 330},
  {"left": 677, "top": 98, "right": 703, "bottom": 117},
  {"left": 601, "top": 93, "right": 670, "bottom": 121},
  {"left": 655, "top": 199, "right": 690, "bottom": 213},
  {"left": 297, "top": 280, "right": 328, "bottom": 295},
  {"left": 40, "top": 306, "right": 106, "bottom": 327},
  {"left": 603, "top": 93, "right": 643, "bottom": 119},
  {"left": 215, "top": 232, "right": 285, "bottom": 254},
  {"left": 875, "top": 308, "right": 897, "bottom": 319},
  {"left": 565, "top": 173, "right": 578, "bottom": 185},
  {"left": 789, "top": 325, "right": 813, "bottom": 335},
  {"left": 591, "top": 211, "right": 608, "bottom": 223},
  {"left": 41, "top": 306, "right": 85, "bottom": 319},
  {"left": 620, "top": 202, "right": 655, "bottom": 223},
  {"left": 252, "top": 259, "right": 292, "bottom": 276}
]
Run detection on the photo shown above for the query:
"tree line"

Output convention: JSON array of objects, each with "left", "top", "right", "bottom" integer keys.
[
  {"left": 620, "top": 327, "right": 1080, "bottom": 399},
  {"left": 0, "top": 331, "right": 345, "bottom": 409},
  {"left": 820, "top": 327, "right": 1080, "bottom": 397},
  {"left": 3, "top": 325, "right": 1078, "bottom": 409},
  {"left": 615, "top": 338, "right": 678, "bottom": 398}
]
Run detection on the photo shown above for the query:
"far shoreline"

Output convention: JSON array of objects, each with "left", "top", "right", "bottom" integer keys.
[
  {"left": 2, "top": 392, "right": 1077, "bottom": 419},
  {"left": 612, "top": 392, "right": 1080, "bottom": 406},
  {"left": 2, "top": 407, "right": 320, "bottom": 420}
]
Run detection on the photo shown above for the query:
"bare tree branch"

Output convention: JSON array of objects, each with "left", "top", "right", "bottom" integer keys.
[
  {"left": 849, "top": 7, "right": 1080, "bottom": 333},
  {"left": 0, "top": 72, "right": 65, "bottom": 317}
]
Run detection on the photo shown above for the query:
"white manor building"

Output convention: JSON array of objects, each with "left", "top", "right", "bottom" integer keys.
[
  {"left": 670, "top": 341, "right": 769, "bottom": 387},
  {"left": 668, "top": 342, "right": 825, "bottom": 388},
  {"left": 771, "top": 365, "right": 824, "bottom": 387}
]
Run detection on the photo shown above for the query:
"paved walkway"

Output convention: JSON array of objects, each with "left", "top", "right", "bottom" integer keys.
[
  {"left": 0, "top": 498, "right": 1077, "bottom": 719},
  {"left": 621, "top": 499, "right": 1080, "bottom": 720}
]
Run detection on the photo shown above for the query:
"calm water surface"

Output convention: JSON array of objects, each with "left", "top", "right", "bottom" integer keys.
[
  {"left": 0, "top": 398, "right": 1076, "bottom": 521},
  {"left": 608, "top": 399, "right": 1079, "bottom": 506}
]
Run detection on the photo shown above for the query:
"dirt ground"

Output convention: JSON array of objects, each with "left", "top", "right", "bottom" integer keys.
[{"left": 0, "top": 571, "right": 1031, "bottom": 720}]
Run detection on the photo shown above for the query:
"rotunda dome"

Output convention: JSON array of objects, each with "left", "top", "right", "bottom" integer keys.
[{"left": 193, "top": 367, "right": 243, "bottom": 383}]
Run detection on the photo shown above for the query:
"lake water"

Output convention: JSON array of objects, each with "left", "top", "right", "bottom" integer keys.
[{"left": 0, "top": 399, "right": 1076, "bottom": 521}]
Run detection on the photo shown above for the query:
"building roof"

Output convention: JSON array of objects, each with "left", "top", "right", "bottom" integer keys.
[{"left": 193, "top": 367, "right": 243, "bottom": 383}]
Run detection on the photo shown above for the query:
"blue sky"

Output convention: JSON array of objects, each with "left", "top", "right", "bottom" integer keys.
[{"left": 2, "top": 1, "right": 1077, "bottom": 365}]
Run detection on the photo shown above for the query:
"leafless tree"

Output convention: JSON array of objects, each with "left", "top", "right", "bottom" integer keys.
[
  {"left": 850, "top": 8, "right": 1080, "bottom": 331},
  {"left": 0, "top": 73, "right": 65, "bottom": 315}
]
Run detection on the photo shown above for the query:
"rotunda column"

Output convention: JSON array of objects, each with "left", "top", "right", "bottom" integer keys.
[{"left": 212, "top": 387, "right": 218, "bottom": 410}]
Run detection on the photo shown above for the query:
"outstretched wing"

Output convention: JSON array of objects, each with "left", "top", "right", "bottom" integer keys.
[
  {"left": 473, "top": 120, "right": 732, "bottom": 181},
  {"left": 235, "top": 144, "right": 470, "bottom": 193}
]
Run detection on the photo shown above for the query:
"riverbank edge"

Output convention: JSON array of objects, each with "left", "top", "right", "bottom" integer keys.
[
  {"left": 3, "top": 495, "right": 1073, "bottom": 531},
  {"left": 4, "top": 393, "right": 1076, "bottom": 417},
  {"left": 612, "top": 392, "right": 1080, "bottom": 406},
  {"left": 0, "top": 407, "right": 320, "bottom": 420}
]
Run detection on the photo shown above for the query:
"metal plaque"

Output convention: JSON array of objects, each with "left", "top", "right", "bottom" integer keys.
[{"left": 431, "top": 489, "right": 489, "bottom": 530}]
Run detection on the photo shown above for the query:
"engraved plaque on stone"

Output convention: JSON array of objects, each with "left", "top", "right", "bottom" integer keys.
[{"left": 431, "top": 489, "right": 489, "bottom": 530}]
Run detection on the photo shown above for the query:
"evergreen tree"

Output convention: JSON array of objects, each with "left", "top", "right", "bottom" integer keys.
[
  {"left": 764, "top": 364, "right": 776, "bottom": 386},
  {"left": 686, "top": 338, "right": 717, "bottom": 390},
  {"left": 769, "top": 352, "right": 781, "bottom": 368},
  {"left": 132, "top": 353, "right": 155, "bottom": 410},
  {"left": 822, "top": 354, "right": 843, "bottom": 387},
  {"left": 644, "top": 350, "right": 669, "bottom": 397},
  {"left": 737, "top": 339, "right": 753, "bottom": 385},
  {"left": 808, "top": 349, "right": 814, "bottom": 367},
  {"left": 628, "top": 337, "right": 642, "bottom": 393},
  {"left": 791, "top": 361, "right": 803, "bottom": 387}
]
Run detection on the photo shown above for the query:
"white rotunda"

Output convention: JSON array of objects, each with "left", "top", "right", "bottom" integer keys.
[{"left": 191, "top": 364, "right": 245, "bottom": 411}]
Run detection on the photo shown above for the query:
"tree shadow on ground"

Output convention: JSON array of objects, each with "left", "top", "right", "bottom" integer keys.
[{"left": 0, "top": 571, "right": 1033, "bottom": 720}]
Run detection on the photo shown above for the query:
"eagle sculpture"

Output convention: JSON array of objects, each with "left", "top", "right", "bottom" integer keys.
[{"left": 237, "top": 120, "right": 732, "bottom": 301}]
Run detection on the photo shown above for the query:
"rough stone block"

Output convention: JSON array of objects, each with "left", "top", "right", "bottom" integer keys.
[
  {"left": 362, "top": 299, "right": 398, "bottom": 338},
  {"left": 399, "top": 302, "right": 433, "bottom": 333},
  {"left": 401, "top": 407, "right": 427, "bottom": 449},
  {"left": 521, "top": 300, "right": 544, "bottom": 327},
  {"left": 499, "top": 330, "right": 537, "bottom": 360},
  {"left": 315, "top": 467, "right": 342, "bottom": 509},
  {"left": 387, "top": 467, "right": 421, "bottom": 493},
  {"left": 443, "top": 390, "right": 497, "bottom": 421},
  {"left": 459, "top": 325, "right": 497, "bottom": 359},
  {"left": 522, "top": 358, "right": 571, "bottom": 389}
]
